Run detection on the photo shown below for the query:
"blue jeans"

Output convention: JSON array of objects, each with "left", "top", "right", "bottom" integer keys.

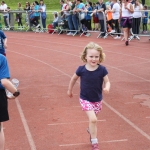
[
  {"left": 72, "top": 14, "right": 79, "bottom": 31},
  {"left": 53, "top": 22, "right": 58, "bottom": 29},
  {"left": 4, "top": 16, "right": 9, "bottom": 27},
  {"left": 67, "top": 15, "right": 74, "bottom": 33},
  {"left": 42, "top": 18, "right": 46, "bottom": 29}
]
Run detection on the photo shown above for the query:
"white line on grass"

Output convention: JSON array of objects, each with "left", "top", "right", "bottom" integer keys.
[
  {"left": 9, "top": 50, "right": 150, "bottom": 142},
  {"left": 15, "top": 98, "right": 36, "bottom": 150}
]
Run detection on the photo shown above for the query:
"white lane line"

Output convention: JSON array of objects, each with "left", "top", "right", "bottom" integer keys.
[
  {"left": 8, "top": 49, "right": 150, "bottom": 83},
  {"left": 8, "top": 41, "right": 150, "bottom": 61},
  {"left": 101, "top": 139, "right": 128, "bottom": 143},
  {"left": 103, "top": 101, "right": 150, "bottom": 140},
  {"left": 59, "top": 139, "right": 128, "bottom": 146},
  {"left": 15, "top": 98, "right": 36, "bottom": 150},
  {"left": 125, "top": 102, "right": 136, "bottom": 104},
  {"left": 8, "top": 35, "right": 150, "bottom": 51},
  {"left": 105, "top": 64, "right": 150, "bottom": 82},
  {"left": 10, "top": 51, "right": 150, "bottom": 141},
  {"left": 146, "top": 117, "right": 150, "bottom": 119},
  {"left": 48, "top": 120, "right": 106, "bottom": 126}
]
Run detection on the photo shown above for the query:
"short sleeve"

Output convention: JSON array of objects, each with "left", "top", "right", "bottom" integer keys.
[
  {"left": 0, "top": 31, "right": 6, "bottom": 39},
  {"left": 103, "top": 67, "right": 108, "bottom": 77},
  {"left": 0, "top": 55, "right": 10, "bottom": 80},
  {"left": 76, "top": 66, "right": 82, "bottom": 76}
]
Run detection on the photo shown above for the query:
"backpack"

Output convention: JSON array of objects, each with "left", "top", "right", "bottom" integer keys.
[{"left": 47, "top": 24, "right": 54, "bottom": 33}]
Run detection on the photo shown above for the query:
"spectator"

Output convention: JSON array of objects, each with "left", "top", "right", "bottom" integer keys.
[
  {"left": 120, "top": 0, "right": 134, "bottom": 46},
  {"left": 39, "top": 0, "right": 46, "bottom": 30},
  {"left": 0, "top": 30, "right": 7, "bottom": 56},
  {"left": 24, "top": 1, "right": 30, "bottom": 11},
  {"left": 72, "top": 0, "right": 85, "bottom": 33},
  {"left": 52, "top": 12, "right": 59, "bottom": 29},
  {"left": 0, "top": 1, "right": 9, "bottom": 29},
  {"left": 94, "top": 0, "right": 106, "bottom": 37},
  {"left": 92, "top": 2, "right": 99, "bottom": 31},
  {"left": 132, "top": 0, "right": 143, "bottom": 38},
  {"left": 30, "top": 1, "right": 40, "bottom": 28},
  {"left": 142, "top": 5, "right": 148, "bottom": 33},
  {"left": 0, "top": 54, "right": 20, "bottom": 150},
  {"left": 110, "top": 0, "right": 121, "bottom": 39},
  {"left": 105, "top": 5, "right": 113, "bottom": 33},
  {"left": 16, "top": 3, "right": 23, "bottom": 29},
  {"left": 66, "top": 0, "right": 76, "bottom": 35},
  {"left": 85, "top": 2, "right": 92, "bottom": 31}
]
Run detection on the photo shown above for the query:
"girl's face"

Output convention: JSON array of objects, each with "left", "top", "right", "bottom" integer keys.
[
  {"left": 40, "top": 1, "right": 43, "bottom": 5},
  {"left": 85, "top": 49, "right": 100, "bottom": 67}
]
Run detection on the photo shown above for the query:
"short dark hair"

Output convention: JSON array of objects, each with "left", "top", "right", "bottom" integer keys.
[{"left": 34, "top": 1, "right": 39, "bottom": 5}]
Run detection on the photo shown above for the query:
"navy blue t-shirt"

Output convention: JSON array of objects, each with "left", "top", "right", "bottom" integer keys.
[
  {"left": 0, "top": 54, "right": 10, "bottom": 89},
  {"left": 76, "top": 65, "right": 108, "bottom": 102},
  {"left": 0, "top": 30, "right": 6, "bottom": 54}
]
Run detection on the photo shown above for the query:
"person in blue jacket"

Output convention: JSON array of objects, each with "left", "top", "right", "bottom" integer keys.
[{"left": 0, "top": 54, "right": 20, "bottom": 150}]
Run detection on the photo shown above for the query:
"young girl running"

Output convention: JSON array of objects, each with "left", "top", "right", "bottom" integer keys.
[{"left": 67, "top": 42, "right": 110, "bottom": 150}]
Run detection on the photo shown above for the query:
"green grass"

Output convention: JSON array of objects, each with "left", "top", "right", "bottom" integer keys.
[{"left": 4, "top": 0, "right": 150, "bottom": 10}]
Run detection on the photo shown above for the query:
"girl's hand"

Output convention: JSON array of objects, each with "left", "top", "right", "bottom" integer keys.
[
  {"left": 103, "top": 87, "right": 109, "bottom": 94},
  {"left": 67, "top": 90, "right": 73, "bottom": 98}
]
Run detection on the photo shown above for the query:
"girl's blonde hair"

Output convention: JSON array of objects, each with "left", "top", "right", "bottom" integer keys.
[{"left": 81, "top": 42, "right": 105, "bottom": 63}]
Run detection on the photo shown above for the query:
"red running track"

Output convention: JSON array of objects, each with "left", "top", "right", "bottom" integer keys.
[{"left": 3, "top": 32, "right": 150, "bottom": 150}]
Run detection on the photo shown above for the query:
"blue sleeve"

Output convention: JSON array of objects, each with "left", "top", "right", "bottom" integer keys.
[
  {"left": 76, "top": 66, "right": 82, "bottom": 76},
  {"left": 0, "top": 31, "right": 6, "bottom": 39},
  {"left": 0, "top": 55, "right": 10, "bottom": 80},
  {"left": 103, "top": 67, "right": 108, "bottom": 77},
  {"left": 0, "top": 54, "right": 10, "bottom": 89}
]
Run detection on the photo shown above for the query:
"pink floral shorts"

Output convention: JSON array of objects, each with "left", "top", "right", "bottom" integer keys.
[{"left": 79, "top": 99, "right": 102, "bottom": 114}]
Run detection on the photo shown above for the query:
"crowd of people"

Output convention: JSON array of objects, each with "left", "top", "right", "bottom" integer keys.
[
  {"left": 0, "top": 0, "right": 46, "bottom": 31},
  {"left": 0, "top": 0, "right": 149, "bottom": 40},
  {"left": 55, "top": 0, "right": 150, "bottom": 45}
]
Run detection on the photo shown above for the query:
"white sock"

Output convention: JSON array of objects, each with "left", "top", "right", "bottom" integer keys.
[{"left": 91, "top": 138, "right": 98, "bottom": 144}]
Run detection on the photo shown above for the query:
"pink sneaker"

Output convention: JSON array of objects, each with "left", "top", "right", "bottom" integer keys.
[{"left": 92, "top": 143, "right": 100, "bottom": 150}]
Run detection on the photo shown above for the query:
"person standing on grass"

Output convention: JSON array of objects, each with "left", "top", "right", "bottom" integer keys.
[
  {"left": 16, "top": 3, "right": 23, "bottom": 29},
  {"left": 0, "top": 30, "right": 7, "bottom": 56},
  {"left": 109, "top": 0, "right": 121, "bottom": 39},
  {"left": 132, "top": 0, "right": 143, "bottom": 38},
  {"left": 0, "top": 1, "right": 9, "bottom": 29},
  {"left": 93, "top": 0, "right": 106, "bottom": 38},
  {"left": 67, "top": 42, "right": 110, "bottom": 150},
  {"left": 0, "top": 54, "right": 20, "bottom": 150},
  {"left": 39, "top": 0, "right": 46, "bottom": 31}
]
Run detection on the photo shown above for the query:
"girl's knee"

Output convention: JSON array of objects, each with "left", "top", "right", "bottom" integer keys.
[{"left": 90, "top": 117, "right": 97, "bottom": 124}]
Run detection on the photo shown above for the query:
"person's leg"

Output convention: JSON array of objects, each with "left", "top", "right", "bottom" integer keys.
[
  {"left": 43, "top": 18, "right": 46, "bottom": 29},
  {"left": 4, "top": 16, "right": 7, "bottom": 28},
  {"left": 136, "top": 17, "right": 141, "bottom": 34},
  {"left": 72, "top": 14, "right": 79, "bottom": 31},
  {"left": 115, "top": 19, "right": 121, "bottom": 36},
  {"left": 123, "top": 27, "right": 129, "bottom": 45},
  {"left": 132, "top": 18, "right": 136, "bottom": 34},
  {"left": 0, "top": 123, "right": 4, "bottom": 150},
  {"left": 99, "top": 20, "right": 105, "bottom": 36},
  {"left": 20, "top": 18, "right": 23, "bottom": 27},
  {"left": 86, "top": 111, "right": 98, "bottom": 140},
  {"left": 67, "top": 15, "right": 74, "bottom": 33}
]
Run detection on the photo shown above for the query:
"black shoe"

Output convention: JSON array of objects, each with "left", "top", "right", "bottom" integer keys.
[{"left": 125, "top": 41, "right": 129, "bottom": 46}]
